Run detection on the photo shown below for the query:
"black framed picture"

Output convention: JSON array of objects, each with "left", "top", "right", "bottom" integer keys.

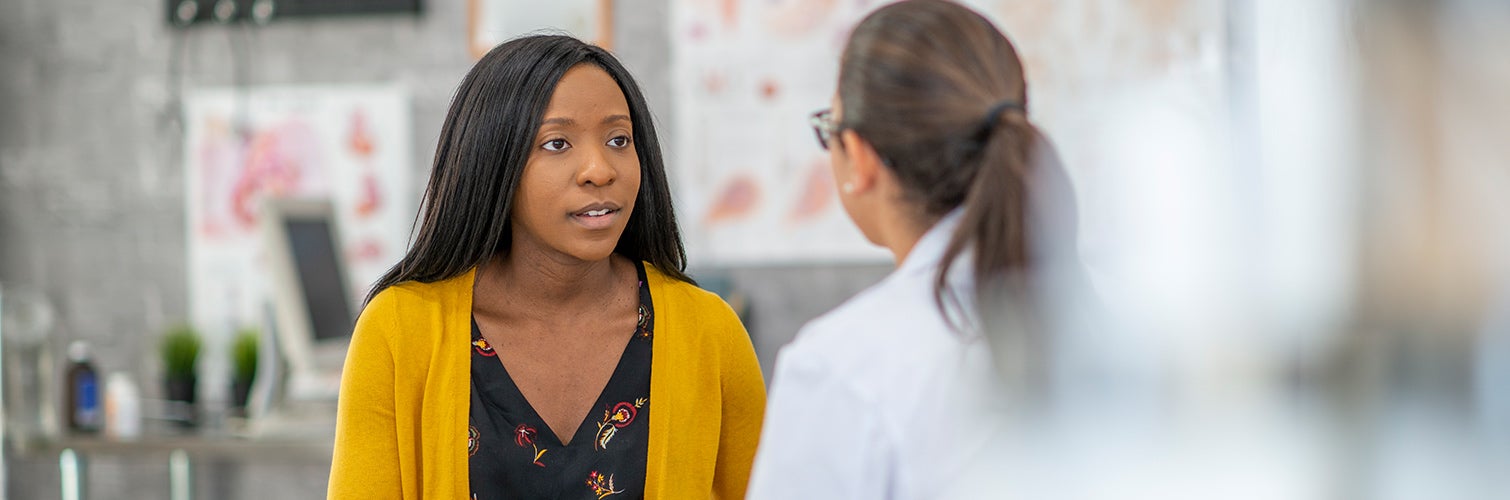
[{"left": 167, "top": 0, "right": 422, "bottom": 26}]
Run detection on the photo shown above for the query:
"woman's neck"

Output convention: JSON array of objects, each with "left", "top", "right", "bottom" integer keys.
[
  {"left": 877, "top": 199, "right": 935, "bottom": 266},
  {"left": 476, "top": 247, "right": 624, "bottom": 310}
]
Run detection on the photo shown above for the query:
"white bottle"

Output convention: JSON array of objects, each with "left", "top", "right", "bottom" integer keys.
[{"left": 103, "top": 372, "right": 142, "bottom": 440}]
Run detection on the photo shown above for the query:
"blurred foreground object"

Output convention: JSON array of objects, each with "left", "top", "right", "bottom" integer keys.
[
  {"left": 2, "top": 286, "right": 62, "bottom": 446},
  {"left": 953, "top": 1, "right": 1510, "bottom": 498},
  {"left": 1334, "top": 0, "right": 1510, "bottom": 496}
]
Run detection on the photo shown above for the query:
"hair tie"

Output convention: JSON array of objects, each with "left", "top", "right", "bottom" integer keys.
[
  {"left": 981, "top": 100, "right": 1024, "bottom": 130},
  {"left": 956, "top": 99, "right": 1026, "bottom": 165}
]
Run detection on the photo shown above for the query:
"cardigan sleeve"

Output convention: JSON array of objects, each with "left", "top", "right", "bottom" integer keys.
[
  {"left": 328, "top": 290, "right": 405, "bottom": 498},
  {"left": 711, "top": 300, "right": 767, "bottom": 500}
]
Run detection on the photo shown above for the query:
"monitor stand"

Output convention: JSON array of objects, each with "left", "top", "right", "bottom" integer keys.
[{"left": 241, "top": 305, "right": 340, "bottom": 439}]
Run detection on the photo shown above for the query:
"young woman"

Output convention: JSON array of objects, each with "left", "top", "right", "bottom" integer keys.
[
  {"left": 329, "top": 35, "right": 766, "bottom": 499},
  {"left": 747, "top": 1, "right": 1077, "bottom": 498}
]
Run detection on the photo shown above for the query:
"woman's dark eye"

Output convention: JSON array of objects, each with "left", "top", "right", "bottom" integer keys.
[
  {"left": 542, "top": 139, "right": 570, "bottom": 152},
  {"left": 608, "top": 136, "right": 631, "bottom": 148}
]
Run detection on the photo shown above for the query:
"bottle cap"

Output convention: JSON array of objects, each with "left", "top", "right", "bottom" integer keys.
[{"left": 67, "top": 340, "right": 91, "bottom": 363}]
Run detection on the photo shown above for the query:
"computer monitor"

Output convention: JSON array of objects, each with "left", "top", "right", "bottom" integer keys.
[{"left": 259, "top": 198, "right": 354, "bottom": 403}]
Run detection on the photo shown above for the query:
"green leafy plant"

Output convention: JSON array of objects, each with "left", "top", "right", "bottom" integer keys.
[
  {"left": 160, "top": 324, "right": 201, "bottom": 380},
  {"left": 232, "top": 328, "right": 259, "bottom": 384}
]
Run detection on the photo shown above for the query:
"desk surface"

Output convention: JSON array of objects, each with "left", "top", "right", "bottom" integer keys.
[
  {"left": 24, "top": 435, "right": 331, "bottom": 460},
  {"left": 10, "top": 424, "right": 334, "bottom": 461}
]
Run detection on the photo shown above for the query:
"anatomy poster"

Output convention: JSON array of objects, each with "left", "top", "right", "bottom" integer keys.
[
  {"left": 670, "top": 0, "right": 1224, "bottom": 263},
  {"left": 183, "top": 84, "right": 411, "bottom": 341}
]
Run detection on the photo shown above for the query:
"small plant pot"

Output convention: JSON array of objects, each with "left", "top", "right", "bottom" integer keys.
[
  {"left": 230, "top": 379, "right": 253, "bottom": 410},
  {"left": 165, "top": 376, "right": 196, "bottom": 403},
  {"left": 164, "top": 376, "right": 197, "bottom": 427}
]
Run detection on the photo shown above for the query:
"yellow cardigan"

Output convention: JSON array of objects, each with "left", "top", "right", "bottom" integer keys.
[{"left": 329, "top": 263, "right": 766, "bottom": 499}]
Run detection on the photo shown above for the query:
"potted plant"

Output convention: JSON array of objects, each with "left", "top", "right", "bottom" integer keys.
[
  {"left": 159, "top": 324, "right": 201, "bottom": 422},
  {"left": 230, "top": 327, "right": 259, "bottom": 411}
]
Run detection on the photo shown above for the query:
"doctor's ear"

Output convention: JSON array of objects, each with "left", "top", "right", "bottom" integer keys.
[{"left": 838, "top": 129, "right": 884, "bottom": 196}]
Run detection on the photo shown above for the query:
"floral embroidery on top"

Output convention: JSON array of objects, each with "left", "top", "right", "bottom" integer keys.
[
  {"left": 468, "top": 261, "right": 652, "bottom": 497},
  {"left": 473, "top": 338, "right": 496, "bottom": 357},
  {"left": 636, "top": 304, "right": 652, "bottom": 340},
  {"left": 586, "top": 470, "right": 623, "bottom": 499},
  {"left": 593, "top": 398, "right": 646, "bottom": 451},
  {"left": 514, "top": 423, "right": 548, "bottom": 467}
]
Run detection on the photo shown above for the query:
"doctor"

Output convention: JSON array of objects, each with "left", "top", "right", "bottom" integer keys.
[{"left": 747, "top": 1, "right": 1077, "bottom": 498}]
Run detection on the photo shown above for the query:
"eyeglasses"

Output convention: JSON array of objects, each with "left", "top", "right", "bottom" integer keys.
[{"left": 809, "top": 108, "right": 844, "bottom": 150}]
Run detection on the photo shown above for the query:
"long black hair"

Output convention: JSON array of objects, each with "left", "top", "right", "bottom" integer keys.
[
  {"left": 366, "top": 35, "right": 691, "bottom": 304},
  {"left": 838, "top": 0, "right": 1076, "bottom": 330}
]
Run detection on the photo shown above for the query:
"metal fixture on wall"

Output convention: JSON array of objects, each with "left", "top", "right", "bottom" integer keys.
[
  {"left": 214, "top": 0, "right": 237, "bottom": 22},
  {"left": 167, "top": 0, "right": 422, "bottom": 26}
]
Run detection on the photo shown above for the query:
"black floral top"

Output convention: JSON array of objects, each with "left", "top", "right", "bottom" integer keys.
[{"left": 468, "top": 262, "right": 654, "bottom": 499}]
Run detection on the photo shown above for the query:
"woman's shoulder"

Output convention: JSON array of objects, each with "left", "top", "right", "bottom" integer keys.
[
  {"left": 783, "top": 271, "right": 964, "bottom": 373},
  {"left": 644, "top": 263, "right": 736, "bottom": 316},
  {"left": 365, "top": 272, "right": 472, "bottom": 312},
  {"left": 643, "top": 262, "right": 751, "bottom": 347},
  {"left": 797, "top": 273, "right": 917, "bottom": 334},
  {"left": 355, "top": 271, "right": 473, "bottom": 344}
]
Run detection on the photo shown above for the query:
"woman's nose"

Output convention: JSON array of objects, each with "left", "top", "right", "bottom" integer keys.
[{"left": 576, "top": 145, "right": 616, "bottom": 187}]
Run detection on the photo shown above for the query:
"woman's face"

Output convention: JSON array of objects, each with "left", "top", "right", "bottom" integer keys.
[{"left": 510, "top": 64, "right": 641, "bottom": 263}]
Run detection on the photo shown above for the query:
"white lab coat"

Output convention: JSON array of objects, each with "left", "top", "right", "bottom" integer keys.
[{"left": 747, "top": 211, "right": 1011, "bottom": 500}]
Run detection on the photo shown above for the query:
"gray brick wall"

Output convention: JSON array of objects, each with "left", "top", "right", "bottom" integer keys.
[
  {"left": 0, "top": 1, "right": 475, "bottom": 495},
  {"left": 1, "top": 0, "right": 885, "bottom": 497},
  {"left": 0, "top": 0, "right": 472, "bottom": 396}
]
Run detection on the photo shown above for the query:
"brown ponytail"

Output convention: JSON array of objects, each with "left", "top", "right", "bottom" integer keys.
[{"left": 936, "top": 110, "right": 1036, "bottom": 325}]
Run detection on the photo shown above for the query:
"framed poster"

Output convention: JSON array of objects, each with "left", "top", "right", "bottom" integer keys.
[
  {"left": 183, "top": 84, "right": 412, "bottom": 358},
  {"left": 669, "top": 0, "right": 1226, "bottom": 264},
  {"left": 469, "top": 0, "right": 614, "bottom": 57}
]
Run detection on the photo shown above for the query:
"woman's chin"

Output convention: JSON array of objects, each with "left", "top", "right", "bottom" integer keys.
[{"left": 557, "top": 243, "right": 621, "bottom": 264}]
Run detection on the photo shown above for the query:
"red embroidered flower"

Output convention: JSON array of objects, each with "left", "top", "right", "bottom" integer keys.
[
  {"left": 514, "top": 424, "right": 547, "bottom": 467},
  {"left": 594, "top": 398, "right": 647, "bottom": 451},
  {"left": 514, "top": 424, "right": 535, "bottom": 447},
  {"left": 608, "top": 402, "right": 638, "bottom": 428},
  {"left": 472, "top": 338, "right": 497, "bottom": 357}
]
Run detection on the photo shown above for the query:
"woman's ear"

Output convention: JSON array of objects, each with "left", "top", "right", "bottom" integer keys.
[{"left": 839, "top": 129, "right": 884, "bottom": 196}]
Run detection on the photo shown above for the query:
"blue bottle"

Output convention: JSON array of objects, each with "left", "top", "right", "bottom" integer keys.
[{"left": 66, "top": 341, "right": 101, "bottom": 433}]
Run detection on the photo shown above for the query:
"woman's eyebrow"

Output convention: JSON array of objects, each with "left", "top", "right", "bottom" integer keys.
[{"left": 539, "top": 114, "right": 630, "bottom": 127}]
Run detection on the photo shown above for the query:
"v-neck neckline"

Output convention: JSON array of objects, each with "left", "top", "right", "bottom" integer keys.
[
  {"left": 468, "top": 260, "right": 654, "bottom": 447},
  {"left": 470, "top": 317, "right": 639, "bottom": 447}
]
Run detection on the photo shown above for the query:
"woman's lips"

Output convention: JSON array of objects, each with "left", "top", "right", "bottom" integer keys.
[{"left": 571, "top": 204, "right": 622, "bottom": 230}]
